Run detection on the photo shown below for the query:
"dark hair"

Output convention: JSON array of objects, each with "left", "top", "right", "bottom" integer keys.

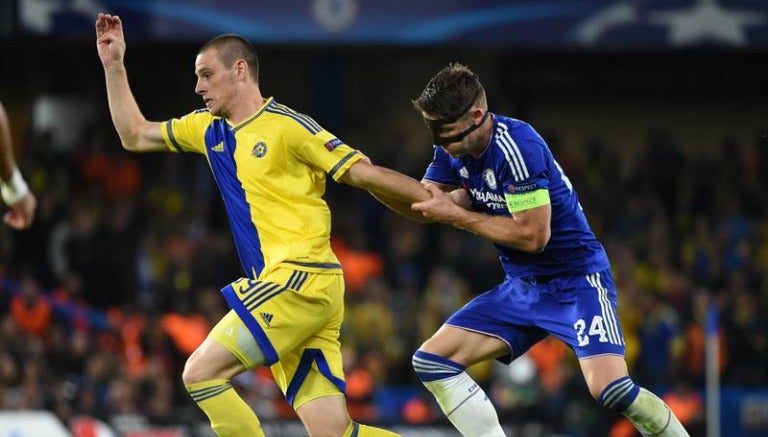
[
  {"left": 412, "top": 63, "right": 485, "bottom": 120},
  {"left": 199, "top": 34, "right": 259, "bottom": 83}
]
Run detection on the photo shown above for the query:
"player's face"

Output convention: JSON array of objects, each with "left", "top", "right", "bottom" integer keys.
[
  {"left": 427, "top": 109, "right": 488, "bottom": 158},
  {"left": 194, "top": 49, "right": 239, "bottom": 117}
]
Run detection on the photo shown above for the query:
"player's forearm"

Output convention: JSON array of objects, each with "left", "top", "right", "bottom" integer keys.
[
  {"left": 343, "top": 161, "right": 431, "bottom": 203},
  {"left": 366, "top": 166, "right": 432, "bottom": 204},
  {"left": 0, "top": 104, "right": 31, "bottom": 207},
  {"left": 103, "top": 65, "right": 153, "bottom": 151},
  {"left": 451, "top": 210, "right": 549, "bottom": 253},
  {"left": 369, "top": 191, "right": 431, "bottom": 223},
  {"left": 0, "top": 104, "right": 18, "bottom": 181}
]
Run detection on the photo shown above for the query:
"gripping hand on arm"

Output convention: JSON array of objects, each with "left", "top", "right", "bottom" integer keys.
[
  {"left": 410, "top": 183, "right": 468, "bottom": 224},
  {"left": 339, "top": 160, "right": 434, "bottom": 222},
  {"left": 413, "top": 183, "right": 551, "bottom": 253},
  {"left": 368, "top": 179, "right": 469, "bottom": 223},
  {"left": 96, "top": 13, "right": 166, "bottom": 152}
]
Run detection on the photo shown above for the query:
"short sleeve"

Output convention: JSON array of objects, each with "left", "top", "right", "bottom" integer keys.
[
  {"left": 291, "top": 127, "right": 363, "bottom": 181},
  {"left": 498, "top": 137, "right": 551, "bottom": 213},
  {"left": 423, "top": 147, "right": 460, "bottom": 186},
  {"left": 161, "top": 109, "right": 211, "bottom": 154}
]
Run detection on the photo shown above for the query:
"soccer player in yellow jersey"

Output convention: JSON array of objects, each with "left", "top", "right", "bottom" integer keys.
[{"left": 96, "top": 13, "right": 430, "bottom": 437}]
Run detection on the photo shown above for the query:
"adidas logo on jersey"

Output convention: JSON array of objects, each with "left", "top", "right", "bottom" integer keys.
[
  {"left": 260, "top": 312, "right": 274, "bottom": 327},
  {"left": 211, "top": 142, "right": 225, "bottom": 152}
]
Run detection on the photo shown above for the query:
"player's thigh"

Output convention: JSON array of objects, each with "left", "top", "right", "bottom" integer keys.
[
  {"left": 579, "top": 354, "right": 629, "bottom": 399},
  {"left": 419, "top": 325, "right": 510, "bottom": 367},
  {"left": 207, "top": 309, "right": 267, "bottom": 371},
  {"left": 183, "top": 333, "right": 249, "bottom": 385},
  {"left": 541, "top": 270, "right": 626, "bottom": 360},
  {"left": 219, "top": 268, "right": 338, "bottom": 368},
  {"left": 424, "top": 279, "right": 548, "bottom": 366},
  {"left": 267, "top": 272, "right": 347, "bottom": 410}
]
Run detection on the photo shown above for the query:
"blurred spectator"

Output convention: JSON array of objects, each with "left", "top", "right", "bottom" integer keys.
[
  {"left": 161, "top": 301, "right": 212, "bottom": 357},
  {"left": 331, "top": 234, "right": 384, "bottom": 295},
  {"left": 10, "top": 273, "right": 52, "bottom": 338},
  {"left": 635, "top": 293, "right": 683, "bottom": 386}
]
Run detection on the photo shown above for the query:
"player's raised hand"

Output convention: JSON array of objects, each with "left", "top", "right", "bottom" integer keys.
[
  {"left": 96, "top": 13, "right": 126, "bottom": 69},
  {"left": 4, "top": 192, "right": 36, "bottom": 230}
]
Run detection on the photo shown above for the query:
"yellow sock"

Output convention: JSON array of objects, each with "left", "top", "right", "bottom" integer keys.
[
  {"left": 186, "top": 379, "right": 265, "bottom": 437},
  {"left": 344, "top": 421, "right": 401, "bottom": 437}
]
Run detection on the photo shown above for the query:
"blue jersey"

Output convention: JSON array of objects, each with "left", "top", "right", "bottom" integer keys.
[{"left": 423, "top": 113, "right": 610, "bottom": 278}]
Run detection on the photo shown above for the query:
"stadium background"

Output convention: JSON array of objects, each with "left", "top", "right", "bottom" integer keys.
[{"left": 1, "top": 0, "right": 767, "bottom": 436}]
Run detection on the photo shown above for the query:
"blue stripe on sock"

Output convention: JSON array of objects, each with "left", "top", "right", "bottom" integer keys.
[
  {"left": 598, "top": 376, "right": 640, "bottom": 412},
  {"left": 412, "top": 350, "right": 465, "bottom": 382},
  {"left": 350, "top": 422, "right": 360, "bottom": 437}
]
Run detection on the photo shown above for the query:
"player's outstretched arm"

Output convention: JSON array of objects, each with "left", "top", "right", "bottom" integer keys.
[
  {"left": 96, "top": 13, "right": 166, "bottom": 153},
  {"left": 368, "top": 191, "right": 432, "bottom": 223},
  {"left": 368, "top": 180, "right": 469, "bottom": 223},
  {"left": 339, "top": 160, "right": 433, "bottom": 222},
  {"left": 413, "top": 183, "right": 551, "bottom": 253},
  {"left": 0, "top": 102, "right": 36, "bottom": 229}
]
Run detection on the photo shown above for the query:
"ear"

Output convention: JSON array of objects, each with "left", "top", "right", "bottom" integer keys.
[
  {"left": 236, "top": 59, "right": 247, "bottom": 78},
  {"left": 470, "top": 106, "right": 485, "bottom": 122}
]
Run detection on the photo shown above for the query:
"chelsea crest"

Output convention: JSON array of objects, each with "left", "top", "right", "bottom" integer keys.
[{"left": 482, "top": 168, "right": 497, "bottom": 190}]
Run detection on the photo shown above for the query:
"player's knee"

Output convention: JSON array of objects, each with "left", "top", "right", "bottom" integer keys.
[
  {"left": 181, "top": 356, "right": 201, "bottom": 386},
  {"left": 303, "top": 416, "right": 349, "bottom": 437},
  {"left": 582, "top": 356, "right": 631, "bottom": 400},
  {"left": 595, "top": 376, "right": 640, "bottom": 412},
  {"left": 412, "top": 349, "right": 464, "bottom": 384},
  {"left": 585, "top": 375, "right": 608, "bottom": 400},
  {"left": 298, "top": 400, "right": 350, "bottom": 437},
  {"left": 182, "top": 349, "right": 216, "bottom": 386}
]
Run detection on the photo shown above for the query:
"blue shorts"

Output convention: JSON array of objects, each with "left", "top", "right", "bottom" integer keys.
[{"left": 445, "top": 269, "right": 625, "bottom": 362}]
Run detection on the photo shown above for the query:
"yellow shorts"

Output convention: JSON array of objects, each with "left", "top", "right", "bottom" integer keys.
[{"left": 209, "top": 266, "right": 346, "bottom": 410}]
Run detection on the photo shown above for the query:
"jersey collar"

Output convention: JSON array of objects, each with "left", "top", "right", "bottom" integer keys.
[{"left": 229, "top": 97, "right": 274, "bottom": 132}]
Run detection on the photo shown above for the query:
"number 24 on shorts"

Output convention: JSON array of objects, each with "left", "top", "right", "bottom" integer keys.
[{"left": 573, "top": 316, "right": 610, "bottom": 346}]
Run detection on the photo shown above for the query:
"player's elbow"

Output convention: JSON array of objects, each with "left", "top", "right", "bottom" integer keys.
[
  {"left": 527, "top": 233, "right": 550, "bottom": 253},
  {"left": 117, "top": 130, "right": 144, "bottom": 152},
  {"left": 120, "top": 139, "right": 140, "bottom": 152},
  {"left": 120, "top": 134, "right": 157, "bottom": 153},
  {"left": 519, "top": 226, "right": 550, "bottom": 253},
  {"left": 117, "top": 121, "right": 160, "bottom": 153}
]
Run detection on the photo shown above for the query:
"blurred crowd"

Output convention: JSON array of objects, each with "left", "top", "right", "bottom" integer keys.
[{"left": 0, "top": 104, "right": 766, "bottom": 435}]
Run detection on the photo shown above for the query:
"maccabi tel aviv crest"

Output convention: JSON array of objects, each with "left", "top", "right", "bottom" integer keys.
[{"left": 252, "top": 141, "right": 267, "bottom": 158}]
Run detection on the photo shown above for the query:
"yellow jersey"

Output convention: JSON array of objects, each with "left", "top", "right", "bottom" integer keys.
[{"left": 161, "top": 97, "right": 362, "bottom": 278}]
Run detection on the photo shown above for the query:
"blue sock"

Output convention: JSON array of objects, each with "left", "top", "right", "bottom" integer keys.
[
  {"left": 598, "top": 376, "right": 640, "bottom": 412},
  {"left": 412, "top": 350, "right": 464, "bottom": 382}
]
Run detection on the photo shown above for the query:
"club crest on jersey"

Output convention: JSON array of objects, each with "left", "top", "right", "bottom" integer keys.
[
  {"left": 459, "top": 167, "right": 469, "bottom": 179},
  {"left": 325, "top": 138, "right": 344, "bottom": 151},
  {"left": 252, "top": 141, "right": 267, "bottom": 158},
  {"left": 483, "top": 169, "right": 497, "bottom": 190}
]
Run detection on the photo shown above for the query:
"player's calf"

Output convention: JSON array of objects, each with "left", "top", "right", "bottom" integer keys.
[
  {"left": 183, "top": 339, "right": 264, "bottom": 437},
  {"left": 598, "top": 377, "right": 689, "bottom": 436}
]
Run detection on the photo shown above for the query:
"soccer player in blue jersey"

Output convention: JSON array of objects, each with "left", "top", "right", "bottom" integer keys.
[
  {"left": 402, "top": 64, "right": 688, "bottom": 436},
  {"left": 95, "top": 13, "right": 430, "bottom": 437}
]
